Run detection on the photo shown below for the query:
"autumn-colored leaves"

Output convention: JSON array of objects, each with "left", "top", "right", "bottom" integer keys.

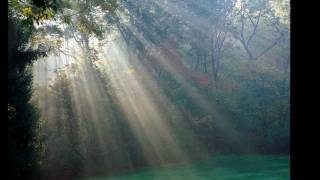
[{"left": 9, "top": 0, "right": 55, "bottom": 24}]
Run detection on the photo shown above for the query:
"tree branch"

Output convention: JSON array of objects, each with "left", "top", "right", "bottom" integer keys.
[{"left": 255, "top": 33, "right": 283, "bottom": 60}]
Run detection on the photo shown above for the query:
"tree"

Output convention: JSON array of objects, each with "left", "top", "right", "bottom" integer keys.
[
  {"left": 8, "top": 0, "right": 119, "bottom": 179},
  {"left": 232, "top": 0, "right": 284, "bottom": 60},
  {"left": 8, "top": 1, "right": 58, "bottom": 178},
  {"left": 209, "top": 0, "right": 236, "bottom": 81}
]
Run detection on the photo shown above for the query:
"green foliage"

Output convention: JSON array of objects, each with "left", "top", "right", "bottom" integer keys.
[
  {"left": 9, "top": 0, "right": 289, "bottom": 178},
  {"left": 8, "top": 0, "right": 100, "bottom": 178},
  {"left": 9, "top": 0, "right": 57, "bottom": 25},
  {"left": 8, "top": 63, "right": 42, "bottom": 179}
]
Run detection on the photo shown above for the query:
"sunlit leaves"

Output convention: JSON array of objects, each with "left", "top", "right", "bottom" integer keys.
[
  {"left": 30, "top": 33, "right": 63, "bottom": 53},
  {"left": 21, "top": 7, "right": 33, "bottom": 17},
  {"left": 9, "top": 0, "right": 56, "bottom": 24},
  {"left": 36, "top": 8, "right": 55, "bottom": 22},
  {"left": 76, "top": 18, "right": 92, "bottom": 34},
  {"left": 9, "top": 0, "right": 120, "bottom": 54},
  {"left": 269, "top": 0, "right": 290, "bottom": 26}
]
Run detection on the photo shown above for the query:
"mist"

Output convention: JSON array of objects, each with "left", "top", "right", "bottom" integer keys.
[{"left": 8, "top": 0, "right": 290, "bottom": 179}]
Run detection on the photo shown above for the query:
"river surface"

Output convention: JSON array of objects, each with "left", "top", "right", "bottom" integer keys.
[{"left": 82, "top": 155, "right": 290, "bottom": 180}]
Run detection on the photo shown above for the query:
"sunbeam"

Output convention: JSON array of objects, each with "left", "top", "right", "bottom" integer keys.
[{"left": 9, "top": 0, "right": 290, "bottom": 179}]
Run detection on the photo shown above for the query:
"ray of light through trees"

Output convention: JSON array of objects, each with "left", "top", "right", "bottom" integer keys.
[{"left": 8, "top": 0, "right": 290, "bottom": 179}]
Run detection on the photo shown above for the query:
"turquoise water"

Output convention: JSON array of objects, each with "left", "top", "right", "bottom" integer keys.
[{"left": 83, "top": 155, "right": 290, "bottom": 180}]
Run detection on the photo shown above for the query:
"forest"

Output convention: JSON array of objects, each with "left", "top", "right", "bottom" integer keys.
[{"left": 8, "top": 0, "right": 290, "bottom": 179}]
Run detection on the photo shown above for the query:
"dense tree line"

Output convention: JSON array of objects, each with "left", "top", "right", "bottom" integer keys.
[
  {"left": 9, "top": 0, "right": 289, "bottom": 179},
  {"left": 113, "top": 0, "right": 290, "bottom": 154}
]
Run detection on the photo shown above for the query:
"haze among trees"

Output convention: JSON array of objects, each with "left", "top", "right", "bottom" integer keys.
[{"left": 8, "top": 0, "right": 290, "bottom": 179}]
